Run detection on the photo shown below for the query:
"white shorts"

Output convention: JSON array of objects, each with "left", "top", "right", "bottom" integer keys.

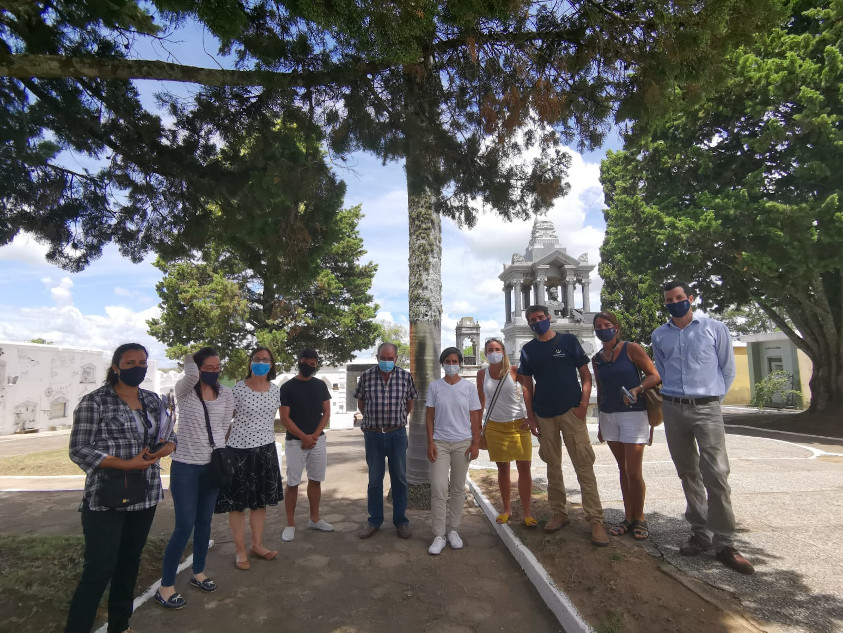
[
  {"left": 285, "top": 434, "right": 327, "bottom": 486},
  {"left": 598, "top": 410, "right": 650, "bottom": 444}
]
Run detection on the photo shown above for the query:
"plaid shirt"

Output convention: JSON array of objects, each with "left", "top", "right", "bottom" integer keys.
[
  {"left": 353, "top": 366, "right": 418, "bottom": 430},
  {"left": 69, "top": 385, "right": 177, "bottom": 512}
]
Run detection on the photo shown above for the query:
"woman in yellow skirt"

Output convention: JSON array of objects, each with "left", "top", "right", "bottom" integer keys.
[{"left": 476, "top": 338, "right": 537, "bottom": 526}]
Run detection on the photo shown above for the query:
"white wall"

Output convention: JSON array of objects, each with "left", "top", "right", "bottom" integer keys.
[{"left": 0, "top": 341, "right": 161, "bottom": 435}]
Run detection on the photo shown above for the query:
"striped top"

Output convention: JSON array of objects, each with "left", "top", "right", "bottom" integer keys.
[{"left": 172, "top": 355, "right": 235, "bottom": 465}]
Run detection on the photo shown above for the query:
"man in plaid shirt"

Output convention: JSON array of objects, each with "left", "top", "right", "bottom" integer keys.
[{"left": 354, "top": 342, "right": 418, "bottom": 539}]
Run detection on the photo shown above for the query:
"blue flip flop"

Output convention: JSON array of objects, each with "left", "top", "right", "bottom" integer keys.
[
  {"left": 154, "top": 589, "right": 186, "bottom": 609},
  {"left": 189, "top": 576, "right": 217, "bottom": 592}
]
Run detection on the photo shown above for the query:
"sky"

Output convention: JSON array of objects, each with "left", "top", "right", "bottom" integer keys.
[{"left": 0, "top": 18, "right": 621, "bottom": 366}]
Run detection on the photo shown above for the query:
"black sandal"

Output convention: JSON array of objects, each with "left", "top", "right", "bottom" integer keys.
[
  {"left": 609, "top": 519, "right": 632, "bottom": 536},
  {"left": 631, "top": 520, "right": 649, "bottom": 541}
]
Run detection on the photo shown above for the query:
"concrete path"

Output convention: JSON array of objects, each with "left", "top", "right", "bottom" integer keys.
[{"left": 1, "top": 422, "right": 842, "bottom": 632}]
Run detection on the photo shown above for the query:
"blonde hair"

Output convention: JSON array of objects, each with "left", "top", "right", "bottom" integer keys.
[{"left": 484, "top": 337, "right": 510, "bottom": 375}]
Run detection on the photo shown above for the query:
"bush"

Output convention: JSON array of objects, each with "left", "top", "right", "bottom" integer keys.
[{"left": 751, "top": 370, "right": 802, "bottom": 409}]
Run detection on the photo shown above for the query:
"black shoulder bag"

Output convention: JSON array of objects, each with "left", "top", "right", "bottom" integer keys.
[
  {"left": 200, "top": 396, "right": 234, "bottom": 489},
  {"left": 98, "top": 397, "right": 152, "bottom": 508}
]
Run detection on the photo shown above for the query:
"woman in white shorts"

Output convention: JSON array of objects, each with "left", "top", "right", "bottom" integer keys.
[
  {"left": 425, "top": 347, "right": 482, "bottom": 555},
  {"left": 591, "top": 311, "right": 660, "bottom": 541}
]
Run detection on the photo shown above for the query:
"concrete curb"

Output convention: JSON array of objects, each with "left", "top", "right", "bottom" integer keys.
[{"left": 467, "top": 474, "right": 593, "bottom": 633}]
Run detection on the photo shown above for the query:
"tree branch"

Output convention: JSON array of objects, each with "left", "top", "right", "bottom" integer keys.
[{"left": 0, "top": 53, "right": 385, "bottom": 88}]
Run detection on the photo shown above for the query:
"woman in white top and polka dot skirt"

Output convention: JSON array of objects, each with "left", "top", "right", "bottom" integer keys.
[{"left": 214, "top": 346, "right": 283, "bottom": 569}]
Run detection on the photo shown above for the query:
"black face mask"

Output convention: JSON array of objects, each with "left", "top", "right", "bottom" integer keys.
[
  {"left": 298, "top": 363, "right": 317, "bottom": 377},
  {"left": 117, "top": 365, "right": 147, "bottom": 387}
]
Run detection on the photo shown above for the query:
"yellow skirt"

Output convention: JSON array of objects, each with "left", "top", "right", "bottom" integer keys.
[{"left": 485, "top": 419, "right": 532, "bottom": 463}]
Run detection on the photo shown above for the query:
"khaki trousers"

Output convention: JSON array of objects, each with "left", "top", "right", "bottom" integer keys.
[
  {"left": 537, "top": 409, "right": 604, "bottom": 522},
  {"left": 430, "top": 439, "right": 472, "bottom": 537}
]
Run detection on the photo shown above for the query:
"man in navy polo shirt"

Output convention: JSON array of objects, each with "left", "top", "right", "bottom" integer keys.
[{"left": 518, "top": 304, "right": 608, "bottom": 546}]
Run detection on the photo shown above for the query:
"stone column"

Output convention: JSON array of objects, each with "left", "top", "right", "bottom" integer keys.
[
  {"left": 504, "top": 285, "right": 512, "bottom": 323},
  {"left": 513, "top": 279, "right": 523, "bottom": 319},
  {"left": 566, "top": 278, "right": 576, "bottom": 312},
  {"left": 583, "top": 279, "right": 591, "bottom": 312}
]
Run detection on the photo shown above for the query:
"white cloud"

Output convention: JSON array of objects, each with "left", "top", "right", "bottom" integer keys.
[
  {"left": 0, "top": 303, "right": 166, "bottom": 362},
  {"left": 114, "top": 286, "right": 133, "bottom": 296},
  {"left": 0, "top": 233, "right": 50, "bottom": 266},
  {"left": 50, "top": 277, "right": 74, "bottom": 307}
]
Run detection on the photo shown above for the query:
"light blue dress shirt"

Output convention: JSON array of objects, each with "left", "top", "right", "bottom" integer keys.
[{"left": 651, "top": 316, "right": 735, "bottom": 398}]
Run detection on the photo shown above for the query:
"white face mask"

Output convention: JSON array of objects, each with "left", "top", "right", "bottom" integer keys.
[
  {"left": 442, "top": 364, "right": 460, "bottom": 376},
  {"left": 486, "top": 352, "right": 504, "bottom": 364}
]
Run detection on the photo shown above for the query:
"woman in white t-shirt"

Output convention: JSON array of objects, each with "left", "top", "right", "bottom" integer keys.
[
  {"left": 476, "top": 337, "right": 536, "bottom": 527},
  {"left": 425, "top": 347, "right": 482, "bottom": 555}
]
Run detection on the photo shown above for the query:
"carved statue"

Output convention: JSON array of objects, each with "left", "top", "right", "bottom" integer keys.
[
  {"left": 511, "top": 253, "right": 525, "bottom": 263},
  {"left": 578, "top": 252, "right": 589, "bottom": 263}
]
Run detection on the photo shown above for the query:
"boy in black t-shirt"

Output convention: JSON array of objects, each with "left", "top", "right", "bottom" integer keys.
[{"left": 280, "top": 349, "right": 333, "bottom": 542}]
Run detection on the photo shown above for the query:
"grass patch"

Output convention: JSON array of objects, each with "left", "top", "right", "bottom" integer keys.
[
  {"left": 595, "top": 610, "right": 624, "bottom": 633},
  {"left": 0, "top": 450, "right": 172, "bottom": 476},
  {"left": 0, "top": 534, "right": 169, "bottom": 632}
]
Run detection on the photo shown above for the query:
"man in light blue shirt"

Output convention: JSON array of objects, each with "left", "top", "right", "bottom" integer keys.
[{"left": 652, "top": 281, "right": 754, "bottom": 575}]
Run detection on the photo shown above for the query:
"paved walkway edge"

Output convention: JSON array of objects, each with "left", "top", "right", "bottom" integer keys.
[{"left": 467, "top": 474, "right": 592, "bottom": 633}]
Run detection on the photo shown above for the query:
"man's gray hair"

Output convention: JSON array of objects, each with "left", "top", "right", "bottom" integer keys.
[{"left": 377, "top": 342, "right": 399, "bottom": 357}]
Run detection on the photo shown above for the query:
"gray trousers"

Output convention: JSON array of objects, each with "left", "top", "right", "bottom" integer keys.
[{"left": 663, "top": 400, "right": 735, "bottom": 549}]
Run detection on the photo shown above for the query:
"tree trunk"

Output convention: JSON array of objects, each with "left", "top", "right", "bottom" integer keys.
[
  {"left": 405, "top": 150, "right": 442, "bottom": 486},
  {"left": 805, "top": 349, "right": 843, "bottom": 416}
]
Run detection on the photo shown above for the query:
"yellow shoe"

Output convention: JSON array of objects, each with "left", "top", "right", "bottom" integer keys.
[
  {"left": 495, "top": 513, "right": 510, "bottom": 524},
  {"left": 523, "top": 517, "right": 538, "bottom": 527}
]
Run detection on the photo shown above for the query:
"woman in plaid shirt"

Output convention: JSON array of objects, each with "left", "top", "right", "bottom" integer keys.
[{"left": 64, "top": 343, "right": 176, "bottom": 633}]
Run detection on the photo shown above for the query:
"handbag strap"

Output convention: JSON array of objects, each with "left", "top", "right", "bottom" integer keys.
[
  {"left": 198, "top": 393, "right": 217, "bottom": 449},
  {"left": 484, "top": 368, "right": 508, "bottom": 426}
]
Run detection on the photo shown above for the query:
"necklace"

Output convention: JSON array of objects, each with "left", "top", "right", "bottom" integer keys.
[{"left": 600, "top": 339, "right": 621, "bottom": 363}]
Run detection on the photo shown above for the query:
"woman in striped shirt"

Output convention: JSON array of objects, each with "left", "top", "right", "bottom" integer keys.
[{"left": 156, "top": 347, "right": 235, "bottom": 609}]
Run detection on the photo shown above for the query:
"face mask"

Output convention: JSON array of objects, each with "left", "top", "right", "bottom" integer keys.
[
  {"left": 378, "top": 360, "right": 395, "bottom": 373},
  {"left": 529, "top": 319, "right": 551, "bottom": 335},
  {"left": 200, "top": 371, "right": 220, "bottom": 386},
  {"left": 251, "top": 362, "right": 271, "bottom": 377},
  {"left": 117, "top": 366, "right": 146, "bottom": 387},
  {"left": 595, "top": 327, "right": 617, "bottom": 343},
  {"left": 298, "top": 363, "right": 317, "bottom": 377},
  {"left": 486, "top": 351, "right": 504, "bottom": 364},
  {"left": 443, "top": 364, "right": 460, "bottom": 376},
  {"left": 665, "top": 300, "right": 691, "bottom": 318}
]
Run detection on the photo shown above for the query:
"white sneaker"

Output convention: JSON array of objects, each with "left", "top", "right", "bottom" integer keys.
[
  {"left": 308, "top": 519, "right": 334, "bottom": 532},
  {"left": 447, "top": 531, "right": 463, "bottom": 549},
  {"left": 281, "top": 526, "right": 295, "bottom": 542},
  {"left": 428, "top": 536, "right": 447, "bottom": 555}
]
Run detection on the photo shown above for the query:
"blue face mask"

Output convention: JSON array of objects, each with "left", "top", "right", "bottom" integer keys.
[
  {"left": 378, "top": 360, "right": 395, "bottom": 373},
  {"left": 665, "top": 300, "right": 691, "bottom": 318},
  {"left": 529, "top": 319, "right": 551, "bottom": 336},
  {"left": 251, "top": 362, "right": 271, "bottom": 377},
  {"left": 595, "top": 327, "right": 617, "bottom": 343}
]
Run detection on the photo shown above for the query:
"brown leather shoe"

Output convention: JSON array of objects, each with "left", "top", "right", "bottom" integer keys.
[
  {"left": 358, "top": 523, "right": 379, "bottom": 539},
  {"left": 679, "top": 534, "right": 711, "bottom": 556},
  {"left": 590, "top": 521, "right": 609, "bottom": 547},
  {"left": 716, "top": 547, "right": 755, "bottom": 575},
  {"left": 396, "top": 524, "right": 412, "bottom": 539},
  {"left": 543, "top": 514, "right": 571, "bottom": 533}
]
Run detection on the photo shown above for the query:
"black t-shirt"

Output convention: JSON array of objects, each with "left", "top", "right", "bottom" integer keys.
[
  {"left": 518, "top": 333, "right": 590, "bottom": 417},
  {"left": 279, "top": 377, "right": 332, "bottom": 440}
]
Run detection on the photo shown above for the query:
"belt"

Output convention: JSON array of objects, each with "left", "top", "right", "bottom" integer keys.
[
  {"left": 362, "top": 426, "right": 404, "bottom": 433},
  {"left": 663, "top": 395, "right": 719, "bottom": 406}
]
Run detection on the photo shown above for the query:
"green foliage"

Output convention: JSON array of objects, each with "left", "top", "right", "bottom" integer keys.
[
  {"left": 0, "top": 0, "right": 783, "bottom": 268},
  {"left": 751, "top": 370, "right": 803, "bottom": 409},
  {"left": 374, "top": 320, "right": 411, "bottom": 368},
  {"left": 27, "top": 338, "right": 53, "bottom": 345},
  {"left": 600, "top": 0, "right": 843, "bottom": 411},
  {"left": 713, "top": 304, "right": 783, "bottom": 337},
  {"left": 148, "top": 204, "right": 379, "bottom": 376}
]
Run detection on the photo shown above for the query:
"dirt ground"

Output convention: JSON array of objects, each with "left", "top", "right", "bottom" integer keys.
[{"left": 472, "top": 470, "right": 767, "bottom": 633}]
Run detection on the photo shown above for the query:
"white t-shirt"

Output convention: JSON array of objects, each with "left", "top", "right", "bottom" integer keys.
[{"left": 426, "top": 378, "right": 482, "bottom": 442}]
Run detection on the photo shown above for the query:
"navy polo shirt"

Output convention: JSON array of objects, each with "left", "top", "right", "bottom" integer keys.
[{"left": 518, "top": 333, "right": 590, "bottom": 417}]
